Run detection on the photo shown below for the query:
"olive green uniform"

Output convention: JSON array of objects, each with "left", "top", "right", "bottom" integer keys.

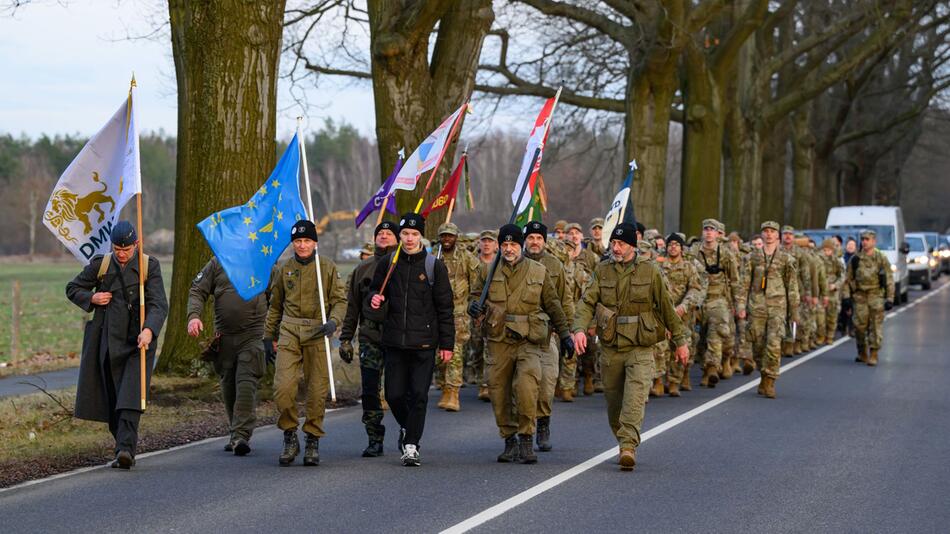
[
  {"left": 265, "top": 255, "right": 346, "bottom": 437},
  {"left": 524, "top": 250, "right": 573, "bottom": 418},
  {"left": 476, "top": 258, "right": 571, "bottom": 438},
  {"left": 659, "top": 256, "right": 706, "bottom": 385},
  {"left": 187, "top": 257, "right": 268, "bottom": 443},
  {"left": 571, "top": 247, "right": 602, "bottom": 391},
  {"left": 843, "top": 248, "right": 894, "bottom": 355},
  {"left": 436, "top": 246, "right": 480, "bottom": 389},
  {"left": 574, "top": 255, "right": 689, "bottom": 450}
]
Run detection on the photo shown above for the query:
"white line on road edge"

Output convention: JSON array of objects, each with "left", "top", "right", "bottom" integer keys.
[
  {"left": 441, "top": 282, "right": 950, "bottom": 534},
  {"left": 0, "top": 409, "right": 343, "bottom": 495}
]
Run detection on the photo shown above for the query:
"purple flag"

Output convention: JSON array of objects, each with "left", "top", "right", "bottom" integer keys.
[{"left": 356, "top": 157, "right": 403, "bottom": 228}]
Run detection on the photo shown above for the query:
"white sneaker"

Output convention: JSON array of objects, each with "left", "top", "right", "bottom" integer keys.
[{"left": 401, "top": 444, "right": 420, "bottom": 466}]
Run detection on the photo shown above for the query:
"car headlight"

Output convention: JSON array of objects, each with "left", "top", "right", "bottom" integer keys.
[
  {"left": 916, "top": 256, "right": 929, "bottom": 265},
  {"left": 930, "top": 259, "right": 938, "bottom": 268}
]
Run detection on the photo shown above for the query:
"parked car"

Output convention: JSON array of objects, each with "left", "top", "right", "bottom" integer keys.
[
  {"left": 913, "top": 231, "right": 942, "bottom": 278},
  {"left": 826, "top": 206, "right": 910, "bottom": 303},
  {"left": 938, "top": 234, "right": 950, "bottom": 274},
  {"left": 905, "top": 233, "right": 935, "bottom": 290}
]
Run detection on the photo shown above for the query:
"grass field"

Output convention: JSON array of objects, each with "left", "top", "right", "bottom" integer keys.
[{"left": 0, "top": 261, "right": 173, "bottom": 374}]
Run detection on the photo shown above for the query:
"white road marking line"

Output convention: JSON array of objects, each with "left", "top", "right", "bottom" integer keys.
[{"left": 441, "top": 282, "right": 950, "bottom": 534}]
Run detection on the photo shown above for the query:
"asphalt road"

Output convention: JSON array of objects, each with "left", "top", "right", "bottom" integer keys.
[
  {"left": 3, "top": 280, "right": 948, "bottom": 533},
  {"left": 0, "top": 367, "right": 80, "bottom": 398}
]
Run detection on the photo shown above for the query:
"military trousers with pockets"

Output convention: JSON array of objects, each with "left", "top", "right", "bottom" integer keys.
[
  {"left": 487, "top": 339, "right": 543, "bottom": 437},
  {"left": 274, "top": 321, "right": 330, "bottom": 437},
  {"left": 601, "top": 345, "right": 654, "bottom": 450},
  {"left": 213, "top": 333, "right": 265, "bottom": 442}
]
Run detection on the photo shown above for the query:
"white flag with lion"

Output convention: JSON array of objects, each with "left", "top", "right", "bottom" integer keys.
[{"left": 43, "top": 87, "right": 141, "bottom": 263}]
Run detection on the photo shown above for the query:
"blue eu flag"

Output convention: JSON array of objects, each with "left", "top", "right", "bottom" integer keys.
[{"left": 197, "top": 134, "right": 307, "bottom": 300}]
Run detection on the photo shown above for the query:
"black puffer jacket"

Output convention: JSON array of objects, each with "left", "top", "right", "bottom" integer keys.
[{"left": 365, "top": 248, "right": 454, "bottom": 351}]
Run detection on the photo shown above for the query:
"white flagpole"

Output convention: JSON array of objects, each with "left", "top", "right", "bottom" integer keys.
[{"left": 297, "top": 117, "right": 336, "bottom": 402}]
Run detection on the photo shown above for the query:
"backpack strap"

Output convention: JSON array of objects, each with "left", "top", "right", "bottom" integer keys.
[
  {"left": 425, "top": 253, "right": 436, "bottom": 288},
  {"left": 97, "top": 253, "right": 112, "bottom": 282}
]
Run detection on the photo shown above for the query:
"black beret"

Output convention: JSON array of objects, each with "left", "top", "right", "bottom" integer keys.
[{"left": 110, "top": 221, "right": 137, "bottom": 247}]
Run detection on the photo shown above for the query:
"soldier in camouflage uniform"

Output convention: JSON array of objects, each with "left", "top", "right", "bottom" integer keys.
[
  {"left": 573, "top": 222, "right": 689, "bottom": 471},
  {"left": 554, "top": 238, "right": 582, "bottom": 401},
  {"left": 469, "top": 230, "right": 498, "bottom": 401},
  {"left": 434, "top": 222, "right": 480, "bottom": 412},
  {"left": 566, "top": 222, "right": 602, "bottom": 395},
  {"left": 842, "top": 229, "right": 895, "bottom": 366},
  {"left": 187, "top": 256, "right": 269, "bottom": 456},
  {"left": 808, "top": 240, "right": 829, "bottom": 346},
  {"left": 694, "top": 219, "right": 741, "bottom": 387},
  {"left": 820, "top": 239, "right": 844, "bottom": 345},
  {"left": 522, "top": 221, "right": 573, "bottom": 451},
  {"left": 468, "top": 224, "right": 574, "bottom": 464},
  {"left": 798, "top": 237, "right": 822, "bottom": 351},
  {"left": 339, "top": 221, "right": 399, "bottom": 457},
  {"left": 587, "top": 217, "right": 606, "bottom": 258},
  {"left": 781, "top": 226, "right": 813, "bottom": 356},
  {"left": 657, "top": 233, "right": 706, "bottom": 397},
  {"left": 266, "top": 220, "right": 347, "bottom": 466},
  {"left": 737, "top": 221, "right": 799, "bottom": 398},
  {"left": 734, "top": 239, "right": 757, "bottom": 374}
]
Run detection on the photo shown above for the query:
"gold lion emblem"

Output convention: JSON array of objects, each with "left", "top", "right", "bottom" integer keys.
[{"left": 44, "top": 172, "right": 117, "bottom": 243}]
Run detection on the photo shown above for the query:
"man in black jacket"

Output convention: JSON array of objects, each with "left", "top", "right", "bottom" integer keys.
[{"left": 368, "top": 213, "right": 454, "bottom": 467}]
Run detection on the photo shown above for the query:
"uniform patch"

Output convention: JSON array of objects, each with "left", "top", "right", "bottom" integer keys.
[
  {"left": 419, "top": 273, "right": 427, "bottom": 282},
  {"left": 193, "top": 271, "right": 204, "bottom": 283}
]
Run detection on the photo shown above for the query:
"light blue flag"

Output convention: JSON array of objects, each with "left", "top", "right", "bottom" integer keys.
[{"left": 197, "top": 134, "right": 307, "bottom": 300}]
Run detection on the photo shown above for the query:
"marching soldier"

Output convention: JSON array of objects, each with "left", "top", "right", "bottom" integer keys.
[
  {"left": 695, "top": 219, "right": 741, "bottom": 387},
  {"left": 819, "top": 239, "right": 844, "bottom": 345},
  {"left": 522, "top": 221, "right": 574, "bottom": 451},
  {"left": 587, "top": 217, "right": 606, "bottom": 258},
  {"left": 566, "top": 222, "right": 601, "bottom": 394},
  {"left": 468, "top": 230, "right": 498, "bottom": 401},
  {"left": 66, "top": 221, "right": 168, "bottom": 469},
  {"left": 187, "top": 255, "right": 269, "bottom": 456},
  {"left": 657, "top": 233, "right": 706, "bottom": 397},
  {"left": 809, "top": 241, "right": 829, "bottom": 347},
  {"left": 468, "top": 224, "right": 574, "bottom": 464},
  {"left": 573, "top": 222, "right": 689, "bottom": 471},
  {"left": 842, "top": 229, "right": 894, "bottom": 366},
  {"left": 781, "top": 226, "right": 813, "bottom": 356},
  {"left": 434, "top": 222, "right": 480, "bottom": 412},
  {"left": 339, "top": 221, "right": 399, "bottom": 457},
  {"left": 737, "top": 221, "right": 799, "bottom": 398},
  {"left": 553, "top": 220, "right": 568, "bottom": 240},
  {"left": 265, "top": 220, "right": 346, "bottom": 467}
]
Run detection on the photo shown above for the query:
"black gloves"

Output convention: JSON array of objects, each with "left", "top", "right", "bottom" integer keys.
[
  {"left": 884, "top": 300, "right": 894, "bottom": 311},
  {"left": 319, "top": 320, "right": 337, "bottom": 338},
  {"left": 561, "top": 335, "right": 576, "bottom": 360},
  {"left": 467, "top": 301, "right": 484, "bottom": 319},
  {"left": 339, "top": 339, "right": 354, "bottom": 364},
  {"left": 263, "top": 339, "right": 276, "bottom": 365}
]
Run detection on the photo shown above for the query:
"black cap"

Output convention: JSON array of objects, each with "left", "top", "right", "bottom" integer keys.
[
  {"left": 399, "top": 212, "right": 425, "bottom": 234},
  {"left": 375, "top": 220, "right": 398, "bottom": 239},
  {"left": 523, "top": 221, "right": 547, "bottom": 241},
  {"left": 635, "top": 221, "right": 646, "bottom": 236},
  {"left": 291, "top": 219, "right": 318, "bottom": 242},
  {"left": 610, "top": 222, "right": 637, "bottom": 247},
  {"left": 110, "top": 220, "right": 137, "bottom": 247},
  {"left": 498, "top": 223, "right": 524, "bottom": 246},
  {"left": 666, "top": 232, "right": 685, "bottom": 248}
]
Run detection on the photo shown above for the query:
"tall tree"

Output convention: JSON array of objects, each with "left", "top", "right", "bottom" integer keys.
[{"left": 159, "top": 0, "right": 287, "bottom": 372}]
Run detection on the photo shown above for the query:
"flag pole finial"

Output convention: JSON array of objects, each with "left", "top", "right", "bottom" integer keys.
[
  {"left": 398, "top": 147, "right": 406, "bottom": 159},
  {"left": 130, "top": 73, "right": 137, "bottom": 89},
  {"left": 629, "top": 159, "right": 638, "bottom": 171}
]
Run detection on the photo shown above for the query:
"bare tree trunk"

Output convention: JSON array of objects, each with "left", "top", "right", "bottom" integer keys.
[
  {"left": 791, "top": 107, "right": 817, "bottom": 227},
  {"left": 681, "top": 43, "right": 724, "bottom": 234},
  {"left": 28, "top": 189, "right": 36, "bottom": 259},
  {"left": 160, "top": 0, "right": 286, "bottom": 373}
]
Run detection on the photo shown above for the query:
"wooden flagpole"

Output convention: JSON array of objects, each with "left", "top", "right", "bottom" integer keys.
[{"left": 128, "top": 75, "right": 147, "bottom": 411}]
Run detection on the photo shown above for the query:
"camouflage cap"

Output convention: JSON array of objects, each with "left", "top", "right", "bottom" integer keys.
[
  {"left": 822, "top": 238, "right": 837, "bottom": 249},
  {"left": 438, "top": 222, "right": 459, "bottom": 236},
  {"left": 860, "top": 229, "right": 876, "bottom": 239},
  {"left": 761, "top": 220, "right": 781, "bottom": 232},
  {"left": 360, "top": 242, "right": 374, "bottom": 256},
  {"left": 554, "top": 220, "right": 568, "bottom": 231},
  {"left": 479, "top": 230, "right": 497, "bottom": 241},
  {"left": 782, "top": 225, "right": 795, "bottom": 234},
  {"left": 589, "top": 217, "right": 605, "bottom": 229},
  {"left": 716, "top": 220, "right": 726, "bottom": 233},
  {"left": 702, "top": 218, "right": 720, "bottom": 230},
  {"left": 564, "top": 222, "right": 583, "bottom": 233},
  {"left": 643, "top": 229, "right": 662, "bottom": 242}
]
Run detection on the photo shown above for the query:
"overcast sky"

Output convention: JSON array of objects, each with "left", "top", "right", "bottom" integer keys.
[{"left": 0, "top": 1, "right": 378, "bottom": 141}]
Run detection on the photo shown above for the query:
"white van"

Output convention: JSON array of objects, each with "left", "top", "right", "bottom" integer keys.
[{"left": 825, "top": 206, "right": 909, "bottom": 303}]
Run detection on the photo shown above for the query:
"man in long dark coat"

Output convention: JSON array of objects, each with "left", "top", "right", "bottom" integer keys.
[{"left": 66, "top": 221, "right": 168, "bottom": 469}]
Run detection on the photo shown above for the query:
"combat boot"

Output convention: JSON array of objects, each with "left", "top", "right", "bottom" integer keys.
[
  {"left": 111, "top": 450, "right": 135, "bottom": 470},
  {"left": 583, "top": 374, "right": 594, "bottom": 396},
  {"left": 478, "top": 385, "right": 491, "bottom": 402},
  {"left": 554, "top": 384, "right": 563, "bottom": 399},
  {"left": 618, "top": 448, "right": 636, "bottom": 471},
  {"left": 380, "top": 394, "right": 389, "bottom": 411},
  {"left": 561, "top": 388, "right": 575, "bottom": 402},
  {"left": 732, "top": 356, "right": 741, "bottom": 374},
  {"left": 793, "top": 341, "right": 803, "bottom": 354},
  {"left": 757, "top": 377, "right": 766, "bottom": 396},
  {"left": 536, "top": 417, "right": 552, "bottom": 452},
  {"left": 816, "top": 334, "right": 826, "bottom": 345},
  {"left": 593, "top": 379, "right": 605, "bottom": 393},
  {"left": 720, "top": 359, "right": 734, "bottom": 380},
  {"left": 444, "top": 387, "right": 460, "bottom": 412},
  {"left": 742, "top": 359, "right": 755, "bottom": 375},
  {"left": 303, "top": 434, "right": 319, "bottom": 466},
  {"left": 868, "top": 349, "right": 878, "bottom": 367},
  {"left": 680, "top": 365, "right": 692, "bottom": 391},
  {"left": 668, "top": 382, "right": 680, "bottom": 397},
  {"left": 232, "top": 437, "right": 250, "bottom": 457},
  {"left": 649, "top": 377, "right": 664, "bottom": 397},
  {"left": 278, "top": 430, "right": 299, "bottom": 466},
  {"left": 437, "top": 388, "right": 451, "bottom": 410},
  {"left": 362, "top": 439, "right": 383, "bottom": 458},
  {"left": 497, "top": 435, "right": 520, "bottom": 463},
  {"left": 518, "top": 434, "right": 537, "bottom": 464},
  {"left": 702, "top": 364, "right": 719, "bottom": 388},
  {"left": 855, "top": 347, "right": 868, "bottom": 364},
  {"left": 761, "top": 377, "right": 776, "bottom": 399}
]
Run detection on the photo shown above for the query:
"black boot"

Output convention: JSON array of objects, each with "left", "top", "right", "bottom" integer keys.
[
  {"left": 232, "top": 437, "right": 250, "bottom": 456},
  {"left": 303, "top": 434, "right": 320, "bottom": 466},
  {"left": 279, "top": 430, "right": 299, "bottom": 466},
  {"left": 497, "top": 435, "right": 520, "bottom": 463},
  {"left": 362, "top": 440, "right": 384, "bottom": 458},
  {"left": 111, "top": 450, "right": 135, "bottom": 470},
  {"left": 518, "top": 434, "right": 537, "bottom": 464},
  {"left": 536, "top": 417, "right": 552, "bottom": 452}
]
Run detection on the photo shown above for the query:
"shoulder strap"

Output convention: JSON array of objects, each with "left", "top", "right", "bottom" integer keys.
[
  {"left": 97, "top": 253, "right": 112, "bottom": 281},
  {"left": 425, "top": 253, "right": 436, "bottom": 288}
]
